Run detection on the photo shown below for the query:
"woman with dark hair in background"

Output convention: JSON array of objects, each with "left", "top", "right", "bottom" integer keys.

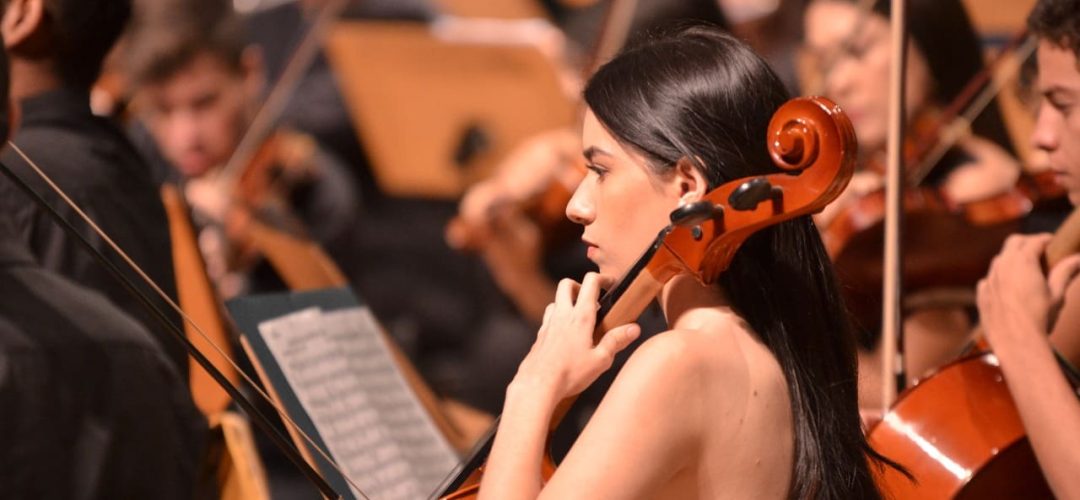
[
  {"left": 477, "top": 26, "right": 889, "bottom": 499},
  {"left": 803, "top": 0, "right": 1025, "bottom": 408}
]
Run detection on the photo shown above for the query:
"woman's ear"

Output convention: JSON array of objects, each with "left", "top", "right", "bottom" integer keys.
[
  {"left": 673, "top": 157, "right": 708, "bottom": 205},
  {"left": 1, "top": 0, "right": 45, "bottom": 51}
]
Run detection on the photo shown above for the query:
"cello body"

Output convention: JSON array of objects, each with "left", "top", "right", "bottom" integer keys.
[{"left": 868, "top": 352, "right": 1053, "bottom": 498}]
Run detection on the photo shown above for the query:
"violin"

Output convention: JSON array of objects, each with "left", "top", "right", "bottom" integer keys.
[
  {"left": 444, "top": 145, "right": 585, "bottom": 253},
  {"left": 445, "top": 0, "right": 639, "bottom": 254},
  {"left": 820, "top": 32, "right": 1065, "bottom": 331},
  {"left": 183, "top": 127, "right": 333, "bottom": 298},
  {"left": 436, "top": 95, "right": 857, "bottom": 499},
  {"left": 866, "top": 207, "right": 1080, "bottom": 499},
  {"left": 824, "top": 169, "right": 1065, "bottom": 330}
]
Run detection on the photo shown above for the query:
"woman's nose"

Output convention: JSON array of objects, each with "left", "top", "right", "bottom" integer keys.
[{"left": 566, "top": 181, "right": 595, "bottom": 225}]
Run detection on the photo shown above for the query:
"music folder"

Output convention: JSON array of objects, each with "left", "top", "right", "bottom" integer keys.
[{"left": 227, "top": 287, "right": 458, "bottom": 500}]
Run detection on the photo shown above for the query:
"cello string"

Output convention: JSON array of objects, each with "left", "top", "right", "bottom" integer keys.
[{"left": 7, "top": 141, "right": 371, "bottom": 500}]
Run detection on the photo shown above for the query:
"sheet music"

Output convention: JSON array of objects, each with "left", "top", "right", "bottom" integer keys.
[{"left": 258, "top": 307, "right": 457, "bottom": 499}]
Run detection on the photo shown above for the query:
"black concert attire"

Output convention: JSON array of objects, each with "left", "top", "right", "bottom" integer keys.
[
  {"left": 0, "top": 87, "right": 186, "bottom": 375},
  {"left": 0, "top": 219, "right": 206, "bottom": 499}
]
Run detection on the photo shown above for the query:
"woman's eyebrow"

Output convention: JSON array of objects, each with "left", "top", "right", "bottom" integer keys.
[{"left": 583, "top": 146, "right": 612, "bottom": 162}]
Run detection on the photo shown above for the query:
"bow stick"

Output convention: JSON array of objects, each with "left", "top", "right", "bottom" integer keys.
[{"left": 1, "top": 142, "right": 373, "bottom": 499}]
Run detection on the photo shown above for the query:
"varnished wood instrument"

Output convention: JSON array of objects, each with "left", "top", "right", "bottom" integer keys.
[
  {"left": 436, "top": 95, "right": 858, "bottom": 499},
  {"left": 866, "top": 208, "right": 1080, "bottom": 499}
]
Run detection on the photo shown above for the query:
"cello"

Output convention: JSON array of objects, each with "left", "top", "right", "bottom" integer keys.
[
  {"left": 866, "top": 207, "right": 1080, "bottom": 498},
  {"left": 436, "top": 95, "right": 857, "bottom": 499}
]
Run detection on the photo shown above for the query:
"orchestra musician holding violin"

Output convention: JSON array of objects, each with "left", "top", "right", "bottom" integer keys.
[
  {"left": 976, "top": 0, "right": 1080, "bottom": 496},
  {"left": 0, "top": 0, "right": 189, "bottom": 375},
  {"left": 123, "top": 0, "right": 361, "bottom": 298},
  {"left": 474, "top": 26, "right": 895, "bottom": 499},
  {"left": 802, "top": 0, "right": 1026, "bottom": 408}
]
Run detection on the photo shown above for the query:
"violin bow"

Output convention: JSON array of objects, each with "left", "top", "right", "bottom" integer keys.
[
  {"left": 880, "top": 0, "right": 907, "bottom": 410},
  {"left": 906, "top": 31, "right": 1037, "bottom": 186},
  {"left": 0, "top": 142, "right": 373, "bottom": 500},
  {"left": 217, "top": 0, "right": 349, "bottom": 190}
]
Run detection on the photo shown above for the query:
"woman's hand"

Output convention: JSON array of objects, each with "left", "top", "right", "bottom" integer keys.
[
  {"left": 977, "top": 234, "right": 1080, "bottom": 349},
  {"left": 512, "top": 272, "right": 641, "bottom": 399}
]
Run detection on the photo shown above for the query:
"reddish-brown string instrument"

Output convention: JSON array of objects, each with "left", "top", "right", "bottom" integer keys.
[
  {"left": 445, "top": 0, "right": 637, "bottom": 253},
  {"left": 825, "top": 167, "right": 1065, "bottom": 330},
  {"left": 436, "top": 95, "right": 858, "bottom": 499},
  {"left": 867, "top": 207, "right": 1080, "bottom": 499},
  {"left": 822, "top": 33, "right": 1065, "bottom": 330}
]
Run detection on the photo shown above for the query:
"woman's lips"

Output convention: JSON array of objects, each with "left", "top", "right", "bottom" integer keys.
[{"left": 583, "top": 238, "right": 599, "bottom": 261}]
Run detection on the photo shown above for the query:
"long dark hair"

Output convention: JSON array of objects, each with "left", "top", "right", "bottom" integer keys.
[
  {"left": 584, "top": 26, "right": 887, "bottom": 499},
  {"left": 865, "top": 0, "right": 1017, "bottom": 156}
]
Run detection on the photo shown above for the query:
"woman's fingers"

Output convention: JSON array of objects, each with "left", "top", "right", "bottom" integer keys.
[
  {"left": 555, "top": 278, "right": 580, "bottom": 308},
  {"left": 576, "top": 272, "right": 603, "bottom": 313},
  {"left": 594, "top": 323, "right": 641, "bottom": 363}
]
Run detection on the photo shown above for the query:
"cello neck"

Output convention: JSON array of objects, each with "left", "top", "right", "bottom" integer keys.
[{"left": 550, "top": 238, "right": 680, "bottom": 426}]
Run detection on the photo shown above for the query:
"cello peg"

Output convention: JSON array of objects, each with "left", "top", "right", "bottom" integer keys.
[
  {"left": 728, "top": 177, "right": 783, "bottom": 212},
  {"left": 670, "top": 200, "right": 722, "bottom": 226}
]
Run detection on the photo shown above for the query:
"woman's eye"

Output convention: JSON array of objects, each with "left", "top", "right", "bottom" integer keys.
[
  {"left": 842, "top": 41, "right": 868, "bottom": 60},
  {"left": 586, "top": 163, "right": 608, "bottom": 179}
]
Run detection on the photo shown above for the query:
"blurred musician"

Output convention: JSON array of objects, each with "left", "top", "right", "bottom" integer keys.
[
  {"left": 124, "top": 0, "right": 360, "bottom": 297},
  {"left": 245, "top": 0, "right": 433, "bottom": 199},
  {"left": 802, "top": 0, "right": 1023, "bottom": 406},
  {"left": 0, "top": 30, "right": 206, "bottom": 500},
  {"left": 0, "top": 0, "right": 187, "bottom": 374},
  {"left": 977, "top": 0, "right": 1080, "bottom": 497}
]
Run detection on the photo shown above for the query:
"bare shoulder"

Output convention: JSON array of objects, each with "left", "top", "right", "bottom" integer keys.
[
  {"left": 628, "top": 315, "right": 774, "bottom": 378},
  {"left": 612, "top": 316, "right": 785, "bottom": 415},
  {"left": 544, "top": 315, "right": 793, "bottom": 497}
]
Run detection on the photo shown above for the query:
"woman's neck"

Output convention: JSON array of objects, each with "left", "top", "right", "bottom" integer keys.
[{"left": 659, "top": 274, "right": 737, "bottom": 331}]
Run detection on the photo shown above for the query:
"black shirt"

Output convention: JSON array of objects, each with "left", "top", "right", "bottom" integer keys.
[
  {"left": 0, "top": 87, "right": 185, "bottom": 375},
  {"left": 0, "top": 222, "right": 205, "bottom": 499}
]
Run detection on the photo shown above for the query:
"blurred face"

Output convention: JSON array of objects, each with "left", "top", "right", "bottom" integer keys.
[
  {"left": 803, "top": 0, "right": 933, "bottom": 154},
  {"left": 137, "top": 52, "right": 254, "bottom": 178},
  {"left": 567, "top": 110, "right": 684, "bottom": 282},
  {"left": 1031, "top": 40, "right": 1080, "bottom": 206}
]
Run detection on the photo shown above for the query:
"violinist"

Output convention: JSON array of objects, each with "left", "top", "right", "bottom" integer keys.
[
  {"left": 802, "top": 0, "right": 1023, "bottom": 404},
  {"left": 123, "top": 0, "right": 360, "bottom": 297},
  {"left": 478, "top": 27, "right": 890, "bottom": 499},
  {"left": 977, "top": 0, "right": 1080, "bottom": 496},
  {"left": 0, "top": 35, "right": 206, "bottom": 499},
  {"left": 0, "top": 0, "right": 188, "bottom": 374},
  {"left": 245, "top": 0, "right": 433, "bottom": 201}
]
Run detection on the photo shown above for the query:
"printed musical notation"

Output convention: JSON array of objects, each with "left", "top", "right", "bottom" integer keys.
[{"left": 258, "top": 306, "right": 457, "bottom": 499}]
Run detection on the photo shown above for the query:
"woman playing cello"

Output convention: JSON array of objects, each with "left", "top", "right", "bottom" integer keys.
[{"left": 476, "top": 26, "right": 890, "bottom": 499}]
